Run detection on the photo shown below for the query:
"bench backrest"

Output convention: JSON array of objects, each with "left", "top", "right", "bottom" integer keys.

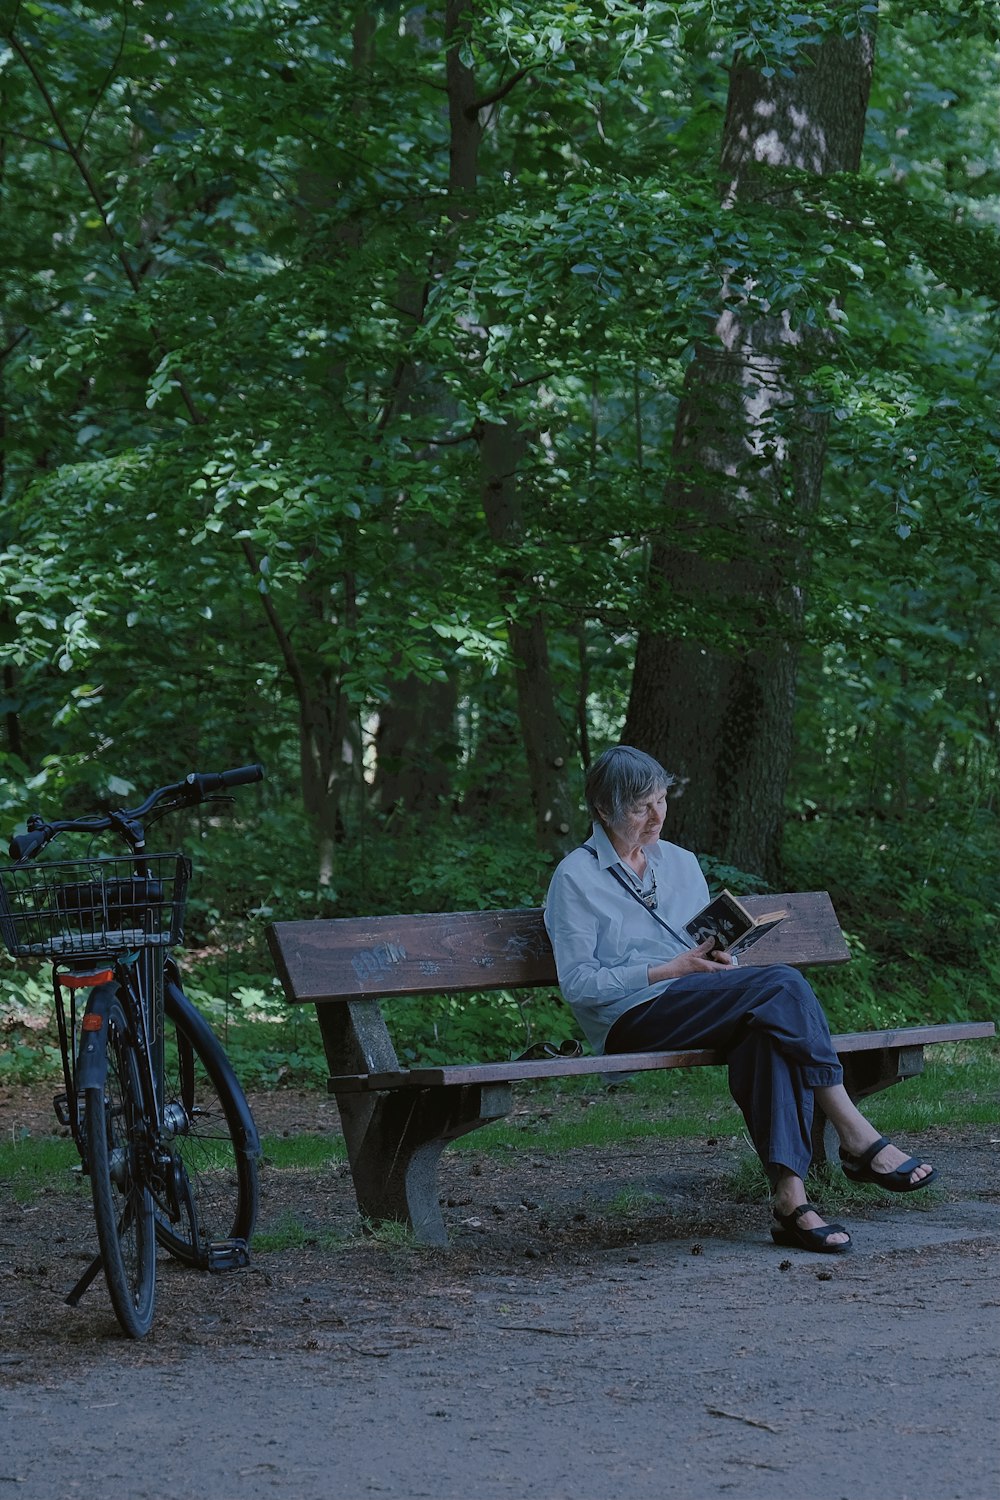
[{"left": 267, "top": 891, "right": 850, "bottom": 1006}]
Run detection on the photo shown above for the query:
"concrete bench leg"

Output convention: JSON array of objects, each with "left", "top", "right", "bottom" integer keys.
[{"left": 334, "top": 1082, "right": 513, "bottom": 1246}]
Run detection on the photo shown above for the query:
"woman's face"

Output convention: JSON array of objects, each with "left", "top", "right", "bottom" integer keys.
[{"left": 607, "top": 785, "right": 668, "bottom": 849}]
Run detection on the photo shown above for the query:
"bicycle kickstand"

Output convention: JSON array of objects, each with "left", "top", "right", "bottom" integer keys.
[
  {"left": 65, "top": 1250, "right": 104, "bottom": 1308},
  {"left": 65, "top": 1198, "right": 135, "bottom": 1307}
]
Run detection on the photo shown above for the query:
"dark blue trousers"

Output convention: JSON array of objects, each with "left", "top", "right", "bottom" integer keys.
[{"left": 604, "top": 965, "right": 844, "bottom": 1183}]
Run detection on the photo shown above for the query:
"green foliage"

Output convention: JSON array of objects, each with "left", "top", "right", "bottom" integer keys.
[
  {"left": 784, "top": 810, "right": 1000, "bottom": 1030},
  {"left": 0, "top": 958, "right": 64, "bottom": 1083},
  {"left": 698, "top": 855, "right": 777, "bottom": 897},
  {"left": 1, "top": 0, "right": 999, "bottom": 1084}
]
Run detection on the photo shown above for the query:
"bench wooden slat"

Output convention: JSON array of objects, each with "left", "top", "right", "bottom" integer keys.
[
  {"left": 324, "top": 1020, "right": 996, "bottom": 1093},
  {"left": 829, "top": 1021, "right": 994, "bottom": 1053},
  {"left": 328, "top": 1047, "right": 724, "bottom": 1092},
  {"left": 267, "top": 890, "right": 850, "bottom": 1006}
]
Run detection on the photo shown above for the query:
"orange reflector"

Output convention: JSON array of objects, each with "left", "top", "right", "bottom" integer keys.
[
  {"left": 58, "top": 970, "right": 114, "bottom": 990},
  {"left": 81, "top": 1013, "right": 104, "bottom": 1031}
]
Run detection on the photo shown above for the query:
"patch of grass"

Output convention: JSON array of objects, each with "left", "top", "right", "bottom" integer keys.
[
  {"left": 260, "top": 1134, "right": 346, "bottom": 1169},
  {"left": 458, "top": 1068, "right": 744, "bottom": 1155},
  {"left": 605, "top": 1187, "right": 667, "bottom": 1216},
  {"left": 359, "top": 1217, "right": 420, "bottom": 1249},
  {"left": 0, "top": 1136, "right": 80, "bottom": 1201},
  {"left": 859, "top": 1042, "right": 1000, "bottom": 1133},
  {"left": 716, "top": 1154, "right": 772, "bottom": 1207},
  {"left": 252, "top": 1211, "right": 346, "bottom": 1254},
  {"left": 255, "top": 1211, "right": 422, "bottom": 1254}
]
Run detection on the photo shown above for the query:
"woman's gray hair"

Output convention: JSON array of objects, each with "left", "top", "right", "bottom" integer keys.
[{"left": 584, "top": 745, "right": 675, "bottom": 828}]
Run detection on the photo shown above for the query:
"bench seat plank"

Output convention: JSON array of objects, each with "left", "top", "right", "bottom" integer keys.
[
  {"left": 328, "top": 1047, "right": 724, "bottom": 1092},
  {"left": 827, "top": 1020, "right": 994, "bottom": 1052},
  {"left": 325, "top": 1021, "right": 996, "bottom": 1092}
]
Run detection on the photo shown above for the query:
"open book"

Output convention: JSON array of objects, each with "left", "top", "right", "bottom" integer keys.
[{"left": 683, "top": 889, "right": 787, "bottom": 959}]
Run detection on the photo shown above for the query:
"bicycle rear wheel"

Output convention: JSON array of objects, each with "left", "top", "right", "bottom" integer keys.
[
  {"left": 84, "top": 995, "right": 156, "bottom": 1338},
  {"left": 155, "top": 979, "right": 260, "bottom": 1268}
]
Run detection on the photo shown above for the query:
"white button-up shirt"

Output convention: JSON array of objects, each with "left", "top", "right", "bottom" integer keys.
[{"left": 543, "top": 821, "right": 709, "bottom": 1054}]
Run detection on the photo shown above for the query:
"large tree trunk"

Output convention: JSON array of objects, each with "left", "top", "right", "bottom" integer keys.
[
  {"left": 374, "top": 672, "right": 459, "bottom": 816},
  {"left": 625, "top": 23, "right": 877, "bottom": 879}
]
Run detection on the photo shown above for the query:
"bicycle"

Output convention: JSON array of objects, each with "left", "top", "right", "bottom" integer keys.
[{"left": 0, "top": 765, "right": 265, "bottom": 1338}]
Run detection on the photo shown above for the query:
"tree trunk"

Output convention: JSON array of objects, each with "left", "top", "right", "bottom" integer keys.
[
  {"left": 374, "top": 672, "right": 459, "bottom": 816},
  {"left": 478, "top": 422, "right": 579, "bottom": 854},
  {"left": 625, "top": 23, "right": 877, "bottom": 879},
  {"left": 446, "top": 1, "right": 577, "bottom": 858}
]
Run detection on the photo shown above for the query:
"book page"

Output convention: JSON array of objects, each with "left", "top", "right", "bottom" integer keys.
[
  {"left": 683, "top": 889, "right": 754, "bottom": 949},
  {"left": 728, "top": 914, "right": 786, "bottom": 957}
]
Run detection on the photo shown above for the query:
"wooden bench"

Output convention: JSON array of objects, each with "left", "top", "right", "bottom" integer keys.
[{"left": 266, "top": 893, "right": 995, "bottom": 1245}]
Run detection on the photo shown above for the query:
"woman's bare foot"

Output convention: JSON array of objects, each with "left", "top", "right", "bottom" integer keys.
[
  {"left": 851, "top": 1135, "right": 933, "bottom": 1185},
  {"left": 772, "top": 1171, "right": 851, "bottom": 1247},
  {"left": 813, "top": 1086, "right": 935, "bottom": 1187},
  {"left": 839, "top": 1133, "right": 937, "bottom": 1191}
]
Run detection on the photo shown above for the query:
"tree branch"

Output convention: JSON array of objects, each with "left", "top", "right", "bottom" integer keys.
[
  {"left": 238, "top": 538, "right": 314, "bottom": 710},
  {"left": 76, "top": 0, "right": 129, "bottom": 151},
  {"left": 0, "top": 129, "right": 72, "bottom": 154},
  {"left": 470, "top": 64, "right": 536, "bottom": 115},
  {"left": 8, "top": 25, "right": 205, "bottom": 426},
  {"left": 410, "top": 426, "right": 477, "bottom": 448},
  {"left": 0, "top": 327, "right": 31, "bottom": 367},
  {"left": 9, "top": 32, "right": 142, "bottom": 294}
]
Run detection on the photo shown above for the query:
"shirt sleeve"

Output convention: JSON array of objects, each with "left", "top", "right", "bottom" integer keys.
[{"left": 543, "top": 860, "right": 653, "bottom": 1005}]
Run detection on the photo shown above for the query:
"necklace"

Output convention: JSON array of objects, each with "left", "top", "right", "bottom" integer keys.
[{"left": 621, "top": 861, "right": 658, "bottom": 910}]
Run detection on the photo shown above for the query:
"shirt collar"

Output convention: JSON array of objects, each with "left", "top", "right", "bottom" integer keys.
[
  {"left": 590, "top": 821, "right": 626, "bottom": 869},
  {"left": 590, "top": 820, "right": 664, "bottom": 871}
]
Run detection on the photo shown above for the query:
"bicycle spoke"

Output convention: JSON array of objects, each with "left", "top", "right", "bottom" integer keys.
[{"left": 154, "top": 983, "right": 260, "bottom": 1268}]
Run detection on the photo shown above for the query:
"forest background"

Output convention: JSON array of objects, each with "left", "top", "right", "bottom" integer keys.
[{"left": 2, "top": 0, "right": 999, "bottom": 1080}]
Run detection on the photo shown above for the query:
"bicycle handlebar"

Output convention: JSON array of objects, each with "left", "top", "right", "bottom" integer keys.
[{"left": 7, "top": 763, "right": 265, "bottom": 862}]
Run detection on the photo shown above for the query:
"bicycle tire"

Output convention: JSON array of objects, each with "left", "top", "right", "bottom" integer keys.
[
  {"left": 154, "top": 979, "right": 260, "bottom": 1267},
  {"left": 83, "top": 994, "right": 157, "bottom": 1338}
]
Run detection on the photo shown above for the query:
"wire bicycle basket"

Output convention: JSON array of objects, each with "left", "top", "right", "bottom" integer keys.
[{"left": 0, "top": 854, "right": 191, "bottom": 959}]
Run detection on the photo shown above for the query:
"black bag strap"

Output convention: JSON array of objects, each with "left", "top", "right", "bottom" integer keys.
[{"left": 581, "top": 842, "right": 691, "bottom": 948}]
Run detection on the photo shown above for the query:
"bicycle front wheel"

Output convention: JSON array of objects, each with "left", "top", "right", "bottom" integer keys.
[
  {"left": 84, "top": 995, "right": 157, "bottom": 1339},
  {"left": 155, "top": 979, "right": 260, "bottom": 1268}
]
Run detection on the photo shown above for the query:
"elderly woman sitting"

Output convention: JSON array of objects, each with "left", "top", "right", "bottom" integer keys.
[{"left": 544, "top": 745, "right": 936, "bottom": 1254}]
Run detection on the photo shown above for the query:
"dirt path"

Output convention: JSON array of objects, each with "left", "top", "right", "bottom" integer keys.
[{"left": 2, "top": 1088, "right": 999, "bottom": 1500}]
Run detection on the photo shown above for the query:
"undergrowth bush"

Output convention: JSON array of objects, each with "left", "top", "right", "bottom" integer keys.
[
  {"left": 3, "top": 800, "right": 997, "bottom": 1086},
  {"left": 783, "top": 808, "right": 999, "bottom": 1028}
]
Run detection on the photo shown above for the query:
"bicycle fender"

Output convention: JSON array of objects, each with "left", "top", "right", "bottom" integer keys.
[
  {"left": 75, "top": 982, "right": 121, "bottom": 1091},
  {"left": 164, "top": 965, "right": 262, "bottom": 1158}
]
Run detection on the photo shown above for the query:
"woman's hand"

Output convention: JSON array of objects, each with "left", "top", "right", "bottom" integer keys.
[{"left": 647, "top": 939, "right": 734, "bottom": 985}]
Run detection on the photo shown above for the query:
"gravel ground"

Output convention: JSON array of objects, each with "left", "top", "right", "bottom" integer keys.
[{"left": 2, "top": 1085, "right": 999, "bottom": 1500}]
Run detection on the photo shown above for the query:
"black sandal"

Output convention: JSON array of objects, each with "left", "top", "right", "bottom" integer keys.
[
  {"left": 840, "top": 1135, "right": 937, "bottom": 1193},
  {"left": 771, "top": 1202, "right": 852, "bottom": 1255}
]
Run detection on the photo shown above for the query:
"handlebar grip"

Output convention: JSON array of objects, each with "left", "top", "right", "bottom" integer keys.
[
  {"left": 9, "top": 828, "right": 49, "bottom": 862},
  {"left": 185, "top": 764, "right": 265, "bottom": 797},
  {"left": 220, "top": 763, "right": 265, "bottom": 788}
]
